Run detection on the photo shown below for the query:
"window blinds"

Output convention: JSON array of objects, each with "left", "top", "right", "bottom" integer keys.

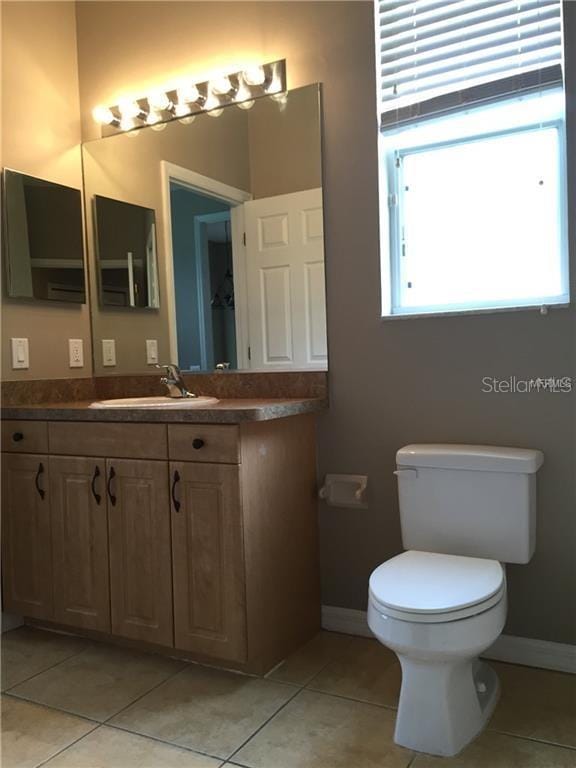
[{"left": 378, "top": 0, "right": 564, "bottom": 127}]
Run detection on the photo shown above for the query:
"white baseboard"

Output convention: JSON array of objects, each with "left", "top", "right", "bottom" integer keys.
[{"left": 321, "top": 605, "right": 576, "bottom": 674}]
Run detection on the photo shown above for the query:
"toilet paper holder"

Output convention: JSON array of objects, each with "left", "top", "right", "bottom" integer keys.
[{"left": 318, "top": 474, "right": 368, "bottom": 509}]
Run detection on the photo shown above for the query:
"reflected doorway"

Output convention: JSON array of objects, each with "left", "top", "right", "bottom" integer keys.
[{"left": 170, "top": 184, "right": 237, "bottom": 371}]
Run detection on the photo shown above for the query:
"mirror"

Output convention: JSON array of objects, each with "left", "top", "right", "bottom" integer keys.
[
  {"left": 3, "top": 170, "right": 86, "bottom": 303},
  {"left": 94, "top": 195, "right": 159, "bottom": 308},
  {"left": 83, "top": 84, "right": 327, "bottom": 375}
]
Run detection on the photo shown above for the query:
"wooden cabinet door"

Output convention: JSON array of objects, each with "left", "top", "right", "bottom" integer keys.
[
  {"left": 50, "top": 457, "right": 110, "bottom": 632},
  {"left": 171, "top": 462, "right": 247, "bottom": 662},
  {"left": 107, "top": 459, "right": 173, "bottom": 646},
  {"left": 1, "top": 453, "right": 53, "bottom": 618}
]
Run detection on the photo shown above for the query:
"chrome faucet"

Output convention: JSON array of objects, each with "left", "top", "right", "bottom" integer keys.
[{"left": 156, "top": 364, "right": 197, "bottom": 399}]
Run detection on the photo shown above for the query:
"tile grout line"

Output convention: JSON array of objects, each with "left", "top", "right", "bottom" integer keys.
[
  {"left": 225, "top": 683, "right": 307, "bottom": 763},
  {"left": 2, "top": 637, "right": 94, "bottom": 694},
  {"left": 104, "top": 721, "right": 228, "bottom": 763},
  {"left": 33, "top": 722, "right": 102, "bottom": 768},
  {"left": 487, "top": 727, "right": 576, "bottom": 753},
  {"left": 2, "top": 691, "right": 102, "bottom": 727}
]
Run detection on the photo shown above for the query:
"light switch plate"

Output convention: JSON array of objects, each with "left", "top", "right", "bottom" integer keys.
[
  {"left": 68, "top": 339, "right": 84, "bottom": 368},
  {"left": 146, "top": 339, "right": 158, "bottom": 364},
  {"left": 102, "top": 339, "right": 116, "bottom": 367},
  {"left": 11, "top": 338, "right": 29, "bottom": 369}
]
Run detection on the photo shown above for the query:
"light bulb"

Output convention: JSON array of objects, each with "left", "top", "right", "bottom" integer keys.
[
  {"left": 178, "top": 115, "right": 196, "bottom": 125},
  {"left": 151, "top": 121, "right": 168, "bottom": 132},
  {"left": 204, "top": 92, "right": 223, "bottom": 115},
  {"left": 147, "top": 90, "right": 171, "bottom": 112},
  {"left": 176, "top": 84, "right": 200, "bottom": 105},
  {"left": 174, "top": 102, "right": 191, "bottom": 117},
  {"left": 92, "top": 105, "right": 116, "bottom": 125},
  {"left": 118, "top": 99, "right": 141, "bottom": 119},
  {"left": 242, "top": 65, "right": 265, "bottom": 86},
  {"left": 271, "top": 91, "right": 288, "bottom": 104},
  {"left": 146, "top": 110, "right": 162, "bottom": 126},
  {"left": 120, "top": 116, "right": 136, "bottom": 132},
  {"left": 211, "top": 76, "right": 232, "bottom": 95},
  {"left": 237, "top": 99, "right": 255, "bottom": 110}
]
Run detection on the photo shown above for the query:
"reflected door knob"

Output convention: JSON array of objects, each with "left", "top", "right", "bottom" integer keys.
[
  {"left": 192, "top": 438, "right": 205, "bottom": 450},
  {"left": 12, "top": 432, "right": 24, "bottom": 442}
]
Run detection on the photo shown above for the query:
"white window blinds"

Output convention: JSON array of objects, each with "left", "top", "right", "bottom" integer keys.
[{"left": 378, "top": 0, "right": 564, "bottom": 126}]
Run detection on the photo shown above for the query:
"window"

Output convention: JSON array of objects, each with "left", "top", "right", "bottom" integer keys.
[{"left": 376, "top": 0, "right": 568, "bottom": 317}]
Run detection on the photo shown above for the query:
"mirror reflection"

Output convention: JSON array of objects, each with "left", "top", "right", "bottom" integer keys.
[
  {"left": 3, "top": 170, "right": 86, "bottom": 303},
  {"left": 83, "top": 84, "right": 327, "bottom": 375},
  {"left": 94, "top": 195, "right": 159, "bottom": 309}
]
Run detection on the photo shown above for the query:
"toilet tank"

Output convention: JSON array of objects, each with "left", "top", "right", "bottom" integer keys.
[{"left": 396, "top": 444, "right": 544, "bottom": 564}]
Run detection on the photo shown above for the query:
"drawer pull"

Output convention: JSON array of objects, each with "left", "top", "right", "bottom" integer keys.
[
  {"left": 107, "top": 466, "right": 117, "bottom": 506},
  {"left": 35, "top": 462, "right": 45, "bottom": 500},
  {"left": 91, "top": 465, "right": 102, "bottom": 505},
  {"left": 192, "top": 438, "right": 205, "bottom": 450},
  {"left": 12, "top": 432, "right": 24, "bottom": 442},
  {"left": 171, "top": 470, "right": 181, "bottom": 512}
]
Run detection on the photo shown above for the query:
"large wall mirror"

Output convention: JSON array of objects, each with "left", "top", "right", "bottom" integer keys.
[{"left": 82, "top": 83, "right": 327, "bottom": 375}]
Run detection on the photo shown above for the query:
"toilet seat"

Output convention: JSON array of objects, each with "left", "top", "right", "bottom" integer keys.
[{"left": 369, "top": 550, "right": 506, "bottom": 624}]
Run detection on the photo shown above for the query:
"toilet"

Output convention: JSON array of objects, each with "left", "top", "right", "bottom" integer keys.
[{"left": 368, "top": 444, "right": 544, "bottom": 757}]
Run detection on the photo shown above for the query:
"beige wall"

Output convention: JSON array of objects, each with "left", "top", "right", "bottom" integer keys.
[
  {"left": 1, "top": 1, "right": 92, "bottom": 380},
  {"left": 2, "top": 1, "right": 573, "bottom": 644},
  {"left": 75, "top": 1, "right": 576, "bottom": 645}
]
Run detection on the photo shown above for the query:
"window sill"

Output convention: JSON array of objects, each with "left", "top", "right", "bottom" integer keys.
[{"left": 381, "top": 302, "right": 571, "bottom": 321}]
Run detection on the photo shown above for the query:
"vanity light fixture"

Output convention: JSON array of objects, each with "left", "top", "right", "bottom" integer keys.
[{"left": 92, "top": 59, "right": 286, "bottom": 135}]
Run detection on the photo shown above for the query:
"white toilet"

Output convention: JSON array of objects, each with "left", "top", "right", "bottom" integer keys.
[{"left": 368, "top": 444, "right": 543, "bottom": 757}]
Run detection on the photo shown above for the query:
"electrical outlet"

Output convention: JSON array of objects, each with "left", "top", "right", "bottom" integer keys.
[
  {"left": 102, "top": 339, "right": 116, "bottom": 367},
  {"left": 68, "top": 339, "right": 84, "bottom": 368},
  {"left": 11, "top": 338, "right": 29, "bottom": 369},
  {"left": 146, "top": 339, "right": 158, "bottom": 364}
]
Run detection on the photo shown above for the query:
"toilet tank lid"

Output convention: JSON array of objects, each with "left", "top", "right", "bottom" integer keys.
[{"left": 397, "top": 444, "right": 544, "bottom": 473}]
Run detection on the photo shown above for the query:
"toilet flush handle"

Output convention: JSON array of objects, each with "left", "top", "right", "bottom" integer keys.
[{"left": 393, "top": 468, "right": 418, "bottom": 479}]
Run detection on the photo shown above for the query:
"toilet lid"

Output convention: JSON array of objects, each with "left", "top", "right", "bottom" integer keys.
[{"left": 369, "top": 551, "right": 504, "bottom": 615}]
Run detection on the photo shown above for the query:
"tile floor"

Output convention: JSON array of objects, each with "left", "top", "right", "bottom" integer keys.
[{"left": 2, "top": 626, "right": 575, "bottom": 768}]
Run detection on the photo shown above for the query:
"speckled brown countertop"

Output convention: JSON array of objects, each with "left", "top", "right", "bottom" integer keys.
[{"left": 1, "top": 398, "right": 327, "bottom": 424}]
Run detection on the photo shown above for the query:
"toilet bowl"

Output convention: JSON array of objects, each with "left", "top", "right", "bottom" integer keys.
[
  {"left": 368, "top": 550, "right": 507, "bottom": 756},
  {"left": 368, "top": 444, "right": 543, "bottom": 757}
]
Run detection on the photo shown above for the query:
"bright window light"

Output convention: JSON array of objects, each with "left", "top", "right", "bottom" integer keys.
[{"left": 395, "top": 125, "right": 564, "bottom": 313}]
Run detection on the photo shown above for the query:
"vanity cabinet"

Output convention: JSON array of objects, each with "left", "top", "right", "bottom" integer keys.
[
  {"left": 50, "top": 457, "right": 110, "bottom": 632},
  {"left": 2, "top": 453, "right": 52, "bottom": 619},
  {"left": 171, "top": 462, "right": 246, "bottom": 662},
  {"left": 1, "top": 414, "right": 320, "bottom": 674},
  {"left": 107, "top": 459, "right": 173, "bottom": 646}
]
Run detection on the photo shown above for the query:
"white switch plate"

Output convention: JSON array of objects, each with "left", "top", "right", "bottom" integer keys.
[
  {"left": 102, "top": 339, "right": 116, "bottom": 367},
  {"left": 11, "top": 338, "right": 29, "bottom": 369},
  {"left": 68, "top": 339, "right": 84, "bottom": 368},
  {"left": 146, "top": 339, "right": 158, "bottom": 364}
]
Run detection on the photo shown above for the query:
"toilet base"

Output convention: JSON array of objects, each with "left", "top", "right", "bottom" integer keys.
[{"left": 394, "top": 657, "right": 500, "bottom": 757}]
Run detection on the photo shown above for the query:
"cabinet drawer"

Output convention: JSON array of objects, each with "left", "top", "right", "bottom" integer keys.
[
  {"left": 1, "top": 420, "right": 48, "bottom": 454},
  {"left": 168, "top": 424, "right": 240, "bottom": 464},
  {"left": 49, "top": 422, "right": 167, "bottom": 459}
]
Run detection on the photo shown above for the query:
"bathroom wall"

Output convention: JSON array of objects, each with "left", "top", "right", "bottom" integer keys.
[
  {"left": 74, "top": 1, "right": 576, "bottom": 646},
  {"left": 1, "top": 1, "right": 92, "bottom": 380}
]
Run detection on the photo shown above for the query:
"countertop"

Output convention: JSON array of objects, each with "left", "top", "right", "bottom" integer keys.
[{"left": 1, "top": 397, "right": 327, "bottom": 424}]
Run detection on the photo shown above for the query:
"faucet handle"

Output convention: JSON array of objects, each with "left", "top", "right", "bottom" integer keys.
[{"left": 155, "top": 363, "right": 180, "bottom": 379}]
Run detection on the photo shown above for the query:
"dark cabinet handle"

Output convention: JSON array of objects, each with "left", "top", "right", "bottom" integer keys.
[
  {"left": 12, "top": 432, "right": 24, "bottom": 442},
  {"left": 192, "top": 438, "right": 204, "bottom": 450},
  {"left": 91, "top": 465, "right": 101, "bottom": 505},
  {"left": 107, "top": 466, "right": 116, "bottom": 506},
  {"left": 171, "top": 470, "right": 181, "bottom": 512},
  {"left": 35, "top": 462, "right": 45, "bottom": 500}
]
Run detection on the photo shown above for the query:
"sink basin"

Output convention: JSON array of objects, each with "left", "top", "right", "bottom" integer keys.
[{"left": 89, "top": 396, "right": 219, "bottom": 408}]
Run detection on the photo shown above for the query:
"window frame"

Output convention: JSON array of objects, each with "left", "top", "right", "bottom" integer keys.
[{"left": 379, "top": 90, "right": 570, "bottom": 319}]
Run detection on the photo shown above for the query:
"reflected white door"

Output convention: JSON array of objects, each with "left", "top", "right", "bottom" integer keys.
[{"left": 244, "top": 188, "right": 326, "bottom": 369}]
